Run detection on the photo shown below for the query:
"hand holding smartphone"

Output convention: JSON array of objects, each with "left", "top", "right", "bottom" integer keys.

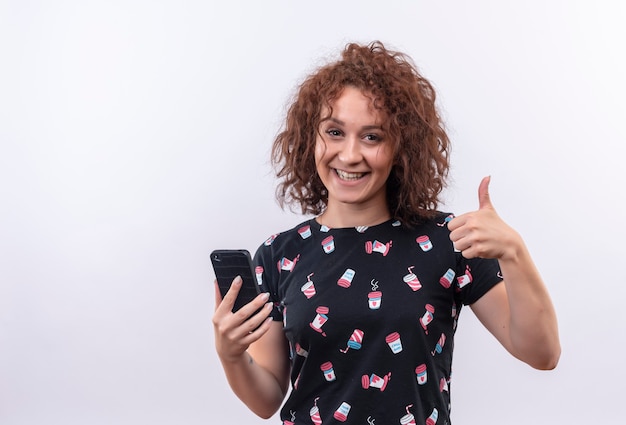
[{"left": 210, "top": 249, "right": 261, "bottom": 313}]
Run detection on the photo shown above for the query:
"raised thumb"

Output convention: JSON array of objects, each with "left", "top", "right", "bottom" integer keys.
[{"left": 478, "top": 176, "right": 493, "bottom": 210}]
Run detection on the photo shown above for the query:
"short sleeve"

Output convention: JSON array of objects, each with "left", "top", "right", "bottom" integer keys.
[
  {"left": 253, "top": 241, "right": 284, "bottom": 321},
  {"left": 456, "top": 255, "right": 503, "bottom": 305}
]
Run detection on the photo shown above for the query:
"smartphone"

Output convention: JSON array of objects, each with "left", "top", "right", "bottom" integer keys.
[{"left": 210, "top": 249, "right": 261, "bottom": 313}]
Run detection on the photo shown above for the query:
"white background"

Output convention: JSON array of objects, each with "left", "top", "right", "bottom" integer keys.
[{"left": 1, "top": 1, "right": 624, "bottom": 424}]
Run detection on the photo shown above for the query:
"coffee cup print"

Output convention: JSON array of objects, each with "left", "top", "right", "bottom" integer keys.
[
  {"left": 365, "top": 239, "right": 392, "bottom": 256},
  {"left": 385, "top": 332, "right": 403, "bottom": 354},
  {"left": 439, "top": 268, "right": 455, "bottom": 289},
  {"left": 415, "top": 364, "right": 427, "bottom": 385},
  {"left": 321, "top": 235, "right": 335, "bottom": 254},
  {"left": 301, "top": 273, "right": 316, "bottom": 299},
  {"left": 310, "top": 306, "right": 329, "bottom": 336},
  {"left": 403, "top": 266, "right": 421, "bottom": 291},
  {"left": 368, "top": 291, "right": 382, "bottom": 309},
  {"left": 419, "top": 304, "right": 435, "bottom": 334},
  {"left": 320, "top": 361, "right": 336, "bottom": 382},
  {"left": 340, "top": 329, "right": 364, "bottom": 353},
  {"left": 361, "top": 372, "right": 391, "bottom": 391},
  {"left": 298, "top": 225, "right": 312, "bottom": 239},
  {"left": 440, "top": 377, "right": 449, "bottom": 392},
  {"left": 333, "top": 402, "right": 351, "bottom": 422},
  {"left": 437, "top": 213, "right": 454, "bottom": 227},
  {"left": 295, "top": 342, "right": 308, "bottom": 357},
  {"left": 264, "top": 233, "right": 278, "bottom": 246},
  {"left": 278, "top": 254, "right": 300, "bottom": 272},
  {"left": 255, "top": 266, "right": 264, "bottom": 285},
  {"left": 310, "top": 398, "right": 322, "bottom": 425},
  {"left": 432, "top": 333, "right": 446, "bottom": 356},
  {"left": 457, "top": 265, "right": 473, "bottom": 289},
  {"left": 416, "top": 235, "right": 433, "bottom": 252},
  {"left": 283, "top": 411, "right": 296, "bottom": 425},
  {"left": 368, "top": 279, "right": 382, "bottom": 309},
  {"left": 426, "top": 408, "right": 439, "bottom": 425},
  {"left": 337, "top": 268, "right": 355, "bottom": 288},
  {"left": 400, "top": 405, "right": 416, "bottom": 425}
]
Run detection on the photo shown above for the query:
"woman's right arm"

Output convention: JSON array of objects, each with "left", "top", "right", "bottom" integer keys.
[{"left": 212, "top": 277, "right": 291, "bottom": 419}]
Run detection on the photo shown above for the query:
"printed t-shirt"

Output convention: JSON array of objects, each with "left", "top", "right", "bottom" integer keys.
[{"left": 254, "top": 215, "right": 502, "bottom": 424}]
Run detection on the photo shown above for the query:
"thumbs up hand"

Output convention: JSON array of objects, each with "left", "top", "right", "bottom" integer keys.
[{"left": 448, "top": 176, "right": 521, "bottom": 260}]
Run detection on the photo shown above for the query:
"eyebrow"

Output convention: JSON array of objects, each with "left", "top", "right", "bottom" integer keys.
[{"left": 326, "top": 117, "right": 383, "bottom": 131}]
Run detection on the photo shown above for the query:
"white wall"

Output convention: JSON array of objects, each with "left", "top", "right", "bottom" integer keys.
[{"left": 1, "top": 1, "right": 624, "bottom": 424}]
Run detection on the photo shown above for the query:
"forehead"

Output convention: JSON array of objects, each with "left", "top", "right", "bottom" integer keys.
[{"left": 320, "top": 86, "right": 384, "bottom": 122}]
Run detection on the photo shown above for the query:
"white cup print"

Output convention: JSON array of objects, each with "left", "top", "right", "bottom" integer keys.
[
  {"left": 321, "top": 235, "right": 335, "bottom": 253},
  {"left": 310, "top": 398, "right": 322, "bottom": 425},
  {"left": 298, "top": 225, "right": 312, "bottom": 239},
  {"left": 361, "top": 372, "right": 391, "bottom": 391},
  {"left": 440, "top": 377, "right": 449, "bottom": 392},
  {"left": 415, "top": 364, "right": 427, "bottom": 385},
  {"left": 439, "top": 268, "right": 455, "bottom": 289},
  {"left": 301, "top": 273, "right": 316, "bottom": 299},
  {"left": 309, "top": 306, "right": 329, "bottom": 336},
  {"left": 416, "top": 235, "right": 433, "bottom": 251},
  {"left": 432, "top": 333, "right": 446, "bottom": 356},
  {"left": 403, "top": 266, "right": 421, "bottom": 291},
  {"left": 426, "top": 408, "right": 439, "bottom": 425},
  {"left": 320, "top": 361, "right": 336, "bottom": 381},
  {"left": 255, "top": 266, "right": 264, "bottom": 285},
  {"left": 333, "top": 402, "right": 351, "bottom": 422},
  {"left": 368, "top": 279, "right": 382, "bottom": 309},
  {"left": 419, "top": 304, "right": 435, "bottom": 334},
  {"left": 283, "top": 411, "right": 296, "bottom": 425},
  {"left": 385, "top": 332, "right": 403, "bottom": 354},
  {"left": 340, "top": 329, "right": 364, "bottom": 353},
  {"left": 368, "top": 291, "right": 382, "bottom": 309},
  {"left": 457, "top": 265, "right": 473, "bottom": 289},
  {"left": 400, "top": 405, "right": 416, "bottom": 425},
  {"left": 365, "top": 239, "right": 392, "bottom": 256},
  {"left": 337, "top": 268, "right": 355, "bottom": 288}
]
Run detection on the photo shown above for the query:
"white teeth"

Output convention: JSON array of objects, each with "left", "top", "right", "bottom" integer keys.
[{"left": 336, "top": 169, "right": 364, "bottom": 180}]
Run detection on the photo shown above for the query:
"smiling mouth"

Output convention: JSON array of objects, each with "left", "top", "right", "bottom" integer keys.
[{"left": 335, "top": 169, "right": 366, "bottom": 181}]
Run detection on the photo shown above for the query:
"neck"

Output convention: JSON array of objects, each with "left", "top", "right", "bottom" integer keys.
[{"left": 317, "top": 204, "right": 391, "bottom": 228}]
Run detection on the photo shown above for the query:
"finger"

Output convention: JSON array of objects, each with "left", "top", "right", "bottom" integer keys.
[
  {"left": 233, "top": 292, "right": 271, "bottom": 323},
  {"left": 239, "top": 316, "right": 274, "bottom": 346},
  {"left": 229, "top": 300, "right": 273, "bottom": 342},
  {"left": 213, "top": 280, "right": 222, "bottom": 311},
  {"left": 478, "top": 176, "right": 493, "bottom": 210},
  {"left": 447, "top": 215, "right": 463, "bottom": 232},
  {"left": 243, "top": 301, "right": 274, "bottom": 334},
  {"left": 215, "top": 276, "right": 242, "bottom": 313}
]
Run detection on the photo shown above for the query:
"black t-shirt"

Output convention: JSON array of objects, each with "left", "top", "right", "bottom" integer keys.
[{"left": 254, "top": 214, "right": 502, "bottom": 424}]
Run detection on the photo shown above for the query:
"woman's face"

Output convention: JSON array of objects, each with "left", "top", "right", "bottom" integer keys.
[{"left": 314, "top": 86, "right": 394, "bottom": 215}]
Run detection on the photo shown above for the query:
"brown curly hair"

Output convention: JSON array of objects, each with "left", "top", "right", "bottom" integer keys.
[{"left": 271, "top": 41, "right": 450, "bottom": 226}]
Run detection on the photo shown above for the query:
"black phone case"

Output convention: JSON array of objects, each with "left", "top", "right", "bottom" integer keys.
[{"left": 210, "top": 249, "right": 261, "bottom": 312}]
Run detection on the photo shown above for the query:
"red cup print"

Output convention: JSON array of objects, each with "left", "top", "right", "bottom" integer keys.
[
  {"left": 416, "top": 235, "right": 433, "bottom": 251},
  {"left": 415, "top": 364, "right": 427, "bottom": 385},
  {"left": 337, "top": 268, "right": 355, "bottom": 287},
  {"left": 322, "top": 236, "right": 335, "bottom": 254},
  {"left": 333, "top": 402, "right": 351, "bottom": 422},
  {"left": 386, "top": 332, "right": 403, "bottom": 354},
  {"left": 368, "top": 291, "right": 382, "bottom": 309},
  {"left": 320, "top": 361, "right": 336, "bottom": 381},
  {"left": 403, "top": 266, "right": 421, "bottom": 291}
]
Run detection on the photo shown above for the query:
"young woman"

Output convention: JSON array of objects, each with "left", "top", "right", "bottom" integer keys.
[{"left": 213, "top": 41, "right": 560, "bottom": 424}]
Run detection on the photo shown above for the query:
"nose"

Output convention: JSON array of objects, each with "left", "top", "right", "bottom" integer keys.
[{"left": 338, "top": 136, "right": 362, "bottom": 165}]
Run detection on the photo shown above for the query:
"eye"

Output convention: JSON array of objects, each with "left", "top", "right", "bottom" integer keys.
[
  {"left": 363, "top": 133, "right": 382, "bottom": 142},
  {"left": 326, "top": 129, "right": 342, "bottom": 137}
]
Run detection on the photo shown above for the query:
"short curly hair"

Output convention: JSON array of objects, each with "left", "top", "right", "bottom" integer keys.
[{"left": 271, "top": 41, "right": 450, "bottom": 226}]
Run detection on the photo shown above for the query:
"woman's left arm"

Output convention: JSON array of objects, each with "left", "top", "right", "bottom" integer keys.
[{"left": 448, "top": 176, "right": 561, "bottom": 370}]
